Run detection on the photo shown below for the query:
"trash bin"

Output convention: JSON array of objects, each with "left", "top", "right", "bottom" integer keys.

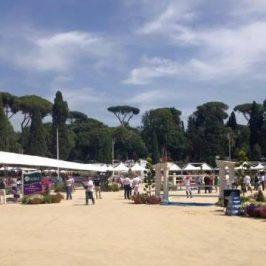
[{"left": 223, "top": 189, "right": 240, "bottom": 207}]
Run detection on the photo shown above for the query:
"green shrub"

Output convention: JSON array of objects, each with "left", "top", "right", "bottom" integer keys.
[
  {"left": 51, "top": 193, "right": 64, "bottom": 203},
  {"left": 54, "top": 183, "right": 65, "bottom": 192},
  {"left": 256, "top": 190, "right": 265, "bottom": 202},
  {"left": 30, "top": 197, "right": 43, "bottom": 204},
  {"left": 21, "top": 196, "right": 31, "bottom": 204},
  {"left": 132, "top": 193, "right": 148, "bottom": 204},
  {"left": 107, "top": 182, "right": 120, "bottom": 192},
  {"left": 240, "top": 196, "right": 250, "bottom": 203},
  {"left": 43, "top": 195, "right": 52, "bottom": 204}
]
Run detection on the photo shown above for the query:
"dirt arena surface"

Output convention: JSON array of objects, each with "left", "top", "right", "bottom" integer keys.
[{"left": 0, "top": 189, "right": 265, "bottom": 266}]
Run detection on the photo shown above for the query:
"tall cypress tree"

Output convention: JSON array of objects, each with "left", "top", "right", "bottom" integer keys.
[
  {"left": 261, "top": 99, "right": 266, "bottom": 158},
  {"left": 0, "top": 96, "right": 15, "bottom": 151},
  {"left": 249, "top": 101, "right": 261, "bottom": 159},
  {"left": 151, "top": 131, "right": 160, "bottom": 164},
  {"left": 52, "top": 91, "right": 70, "bottom": 160},
  {"left": 27, "top": 108, "right": 48, "bottom": 156},
  {"left": 227, "top": 111, "right": 237, "bottom": 130}
]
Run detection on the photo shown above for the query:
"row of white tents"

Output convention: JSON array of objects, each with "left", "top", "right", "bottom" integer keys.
[{"left": 0, "top": 151, "right": 265, "bottom": 173}]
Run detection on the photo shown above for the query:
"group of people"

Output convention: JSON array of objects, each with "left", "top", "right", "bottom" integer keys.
[
  {"left": 120, "top": 175, "right": 142, "bottom": 199},
  {"left": 65, "top": 175, "right": 103, "bottom": 205},
  {"left": 182, "top": 174, "right": 218, "bottom": 198},
  {"left": 232, "top": 171, "right": 265, "bottom": 195},
  {"left": 0, "top": 177, "right": 20, "bottom": 204}
]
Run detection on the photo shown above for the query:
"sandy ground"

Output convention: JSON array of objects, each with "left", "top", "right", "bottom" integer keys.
[{"left": 0, "top": 188, "right": 266, "bottom": 266}]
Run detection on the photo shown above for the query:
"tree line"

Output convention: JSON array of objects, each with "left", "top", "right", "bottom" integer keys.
[{"left": 0, "top": 91, "right": 265, "bottom": 166}]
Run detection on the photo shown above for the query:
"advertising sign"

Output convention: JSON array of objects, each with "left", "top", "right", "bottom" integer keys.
[{"left": 23, "top": 172, "right": 42, "bottom": 196}]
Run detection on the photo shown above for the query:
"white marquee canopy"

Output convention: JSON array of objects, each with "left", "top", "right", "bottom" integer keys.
[{"left": 0, "top": 151, "right": 104, "bottom": 172}]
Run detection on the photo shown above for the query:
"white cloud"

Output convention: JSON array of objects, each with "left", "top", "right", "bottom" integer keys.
[
  {"left": 126, "top": 19, "right": 266, "bottom": 84},
  {"left": 137, "top": 2, "right": 196, "bottom": 35},
  {"left": 0, "top": 29, "right": 118, "bottom": 73}
]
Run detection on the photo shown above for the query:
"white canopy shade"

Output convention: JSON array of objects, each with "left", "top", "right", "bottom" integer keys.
[
  {"left": 131, "top": 163, "right": 145, "bottom": 171},
  {"left": 251, "top": 163, "right": 264, "bottom": 170},
  {"left": 169, "top": 163, "right": 181, "bottom": 171},
  {"left": 200, "top": 163, "right": 212, "bottom": 171},
  {"left": 0, "top": 151, "right": 99, "bottom": 171},
  {"left": 183, "top": 163, "right": 201, "bottom": 171},
  {"left": 114, "top": 162, "right": 129, "bottom": 172}
]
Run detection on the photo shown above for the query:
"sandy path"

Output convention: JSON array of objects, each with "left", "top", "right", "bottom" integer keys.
[{"left": 0, "top": 189, "right": 265, "bottom": 266}]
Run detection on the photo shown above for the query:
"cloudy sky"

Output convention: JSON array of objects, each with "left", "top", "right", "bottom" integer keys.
[{"left": 0, "top": 0, "right": 265, "bottom": 129}]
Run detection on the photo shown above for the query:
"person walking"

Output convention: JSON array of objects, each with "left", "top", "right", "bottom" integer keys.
[
  {"left": 65, "top": 176, "right": 73, "bottom": 200},
  {"left": 93, "top": 175, "right": 102, "bottom": 199},
  {"left": 183, "top": 175, "right": 192, "bottom": 198},
  {"left": 0, "top": 178, "right": 7, "bottom": 204},
  {"left": 85, "top": 177, "right": 95, "bottom": 205},
  {"left": 243, "top": 173, "right": 252, "bottom": 195},
  {"left": 132, "top": 175, "right": 141, "bottom": 195}
]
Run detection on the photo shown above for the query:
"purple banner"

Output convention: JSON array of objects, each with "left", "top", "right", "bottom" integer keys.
[{"left": 24, "top": 183, "right": 42, "bottom": 195}]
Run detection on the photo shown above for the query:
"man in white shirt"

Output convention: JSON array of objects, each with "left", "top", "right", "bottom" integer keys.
[
  {"left": 259, "top": 171, "right": 265, "bottom": 191},
  {"left": 243, "top": 174, "right": 253, "bottom": 194},
  {"left": 123, "top": 177, "right": 132, "bottom": 199},
  {"left": 132, "top": 176, "right": 141, "bottom": 195},
  {"left": 85, "top": 177, "right": 95, "bottom": 205}
]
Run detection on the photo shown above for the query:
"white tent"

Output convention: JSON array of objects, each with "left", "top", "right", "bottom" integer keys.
[
  {"left": 183, "top": 163, "right": 201, "bottom": 171},
  {"left": 200, "top": 163, "right": 212, "bottom": 171},
  {"left": 0, "top": 151, "right": 99, "bottom": 171},
  {"left": 251, "top": 163, "right": 264, "bottom": 170},
  {"left": 106, "top": 165, "right": 114, "bottom": 171},
  {"left": 131, "top": 163, "right": 145, "bottom": 172},
  {"left": 114, "top": 162, "right": 129, "bottom": 172},
  {"left": 169, "top": 163, "right": 181, "bottom": 171}
]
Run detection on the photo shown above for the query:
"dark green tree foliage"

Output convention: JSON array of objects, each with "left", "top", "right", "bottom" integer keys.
[
  {"left": 52, "top": 91, "right": 71, "bottom": 160},
  {"left": 19, "top": 95, "right": 52, "bottom": 151},
  {"left": 107, "top": 105, "right": 139, "bottom": 127},
  {"left": 142, "top": 107, "right": 187, "bottom": 161},
  {"left": 19, "top": 95, "right": 53, "bottom": 129},
  {"left": 227, "top": 111, "right": 237, "bottom": 130},
  {"left": 0, "top": 92, "right": 19, "bottom": 119},
  {"left": 249, "top": 101, "right": 263, "bottom": 159},
  {"left": 68, "top": 111, "right": 88, "bottom": 123},
  {"left": 0, "top": 96, "right": 15, "bottom": 151},
  {"left": 112, "top": 127, "right": 146, "bottom": 161},
  {"left": 151, "top": 131, "right": 160, "bottom": 164},
  {"left": 234, "top": 103, "right": 258, "bottom": 122},
  {"left": 261, "top": 99, "right": 266, "bottom": 158},
  {"left": 69, "top": 118, "right": 112, "bottom": 163},
  {"left": 144, "top": 157, "right": 155, "bottom": 196},
  {"left": 26, "top": 108, "right": 48, "bottom": 156},
  {"left": 187, "top": 102, "right": 228, "bottom": 164}
]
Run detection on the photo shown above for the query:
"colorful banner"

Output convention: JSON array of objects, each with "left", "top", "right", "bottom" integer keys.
[{"left": 23, "top": 172, "right": 42, "bottom": 195}]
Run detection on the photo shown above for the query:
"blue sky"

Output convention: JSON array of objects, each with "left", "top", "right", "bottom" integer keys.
[{"left": 0, "top": 0, "right": 266, "bottom": 129}]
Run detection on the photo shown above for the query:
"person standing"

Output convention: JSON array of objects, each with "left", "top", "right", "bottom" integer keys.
[
  {"left": 258, "top": 171, "right": 265, "bottom": 191},
  {"left": 132, "top": 176, "right": 141, "bottom": 195},
  {"left": 123, "top": 176, "right": 131, "bottom": 199},
  {"left": 195, "top": 175, "right": 202, "bottom": 194},
  {"left": 183, "top": 175, "right": 192, "bottom": 198},
  {"left": 65, "top": 176, "right": 73, "bottom": 200},
  {"left": 85, "top": 177, "right": 95, "bottom": 205},
  {"left": 204, "top": 175, "right": 211, "bottom": 193},
  {"left": 0, "top": 178, "right": 7, "bottom": 204},
  {"left": 243, "top": 173, "right": 252, "bottom": 195},
  {"left": 93, "top": 175, "right": 102, "bottom": 199}
]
